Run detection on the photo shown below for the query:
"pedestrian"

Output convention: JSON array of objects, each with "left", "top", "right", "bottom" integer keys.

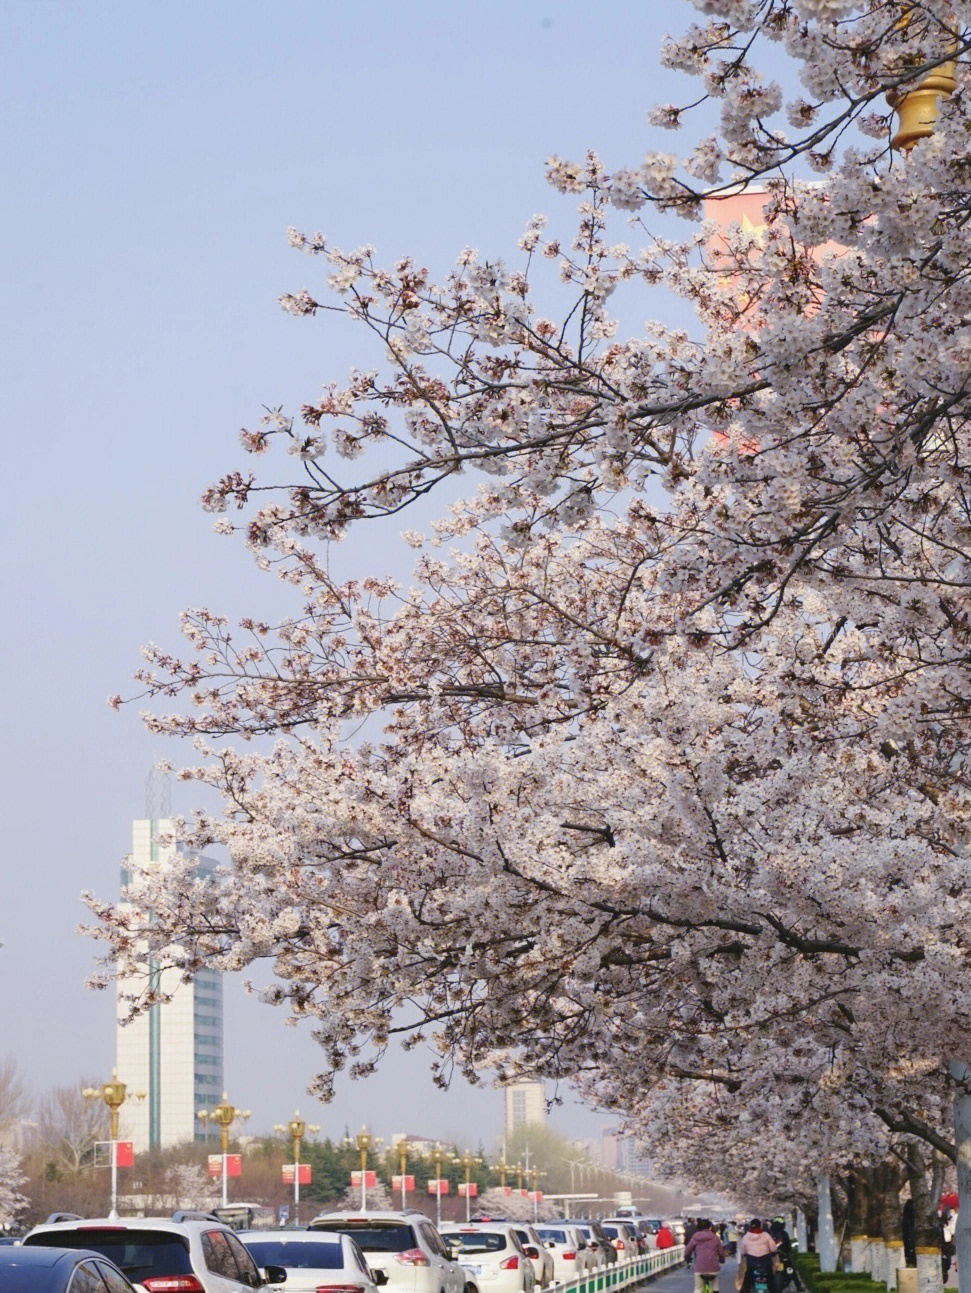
[
  {"left": 768, "top": 1219, "right": 803, "bottom": 1293},
  {"left": 685, "top": 1218, "right": 727, "bottom": 1293},
  {"left": 655, "top": 1223, "right": 676, "bottom": 1251}
]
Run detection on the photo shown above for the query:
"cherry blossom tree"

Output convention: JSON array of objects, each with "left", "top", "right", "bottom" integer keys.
[
  {"left": 0, "top": 1145, "right": 28, "bottom": 1231},
  {"left": 88, "top": 0, "right": 971, "bottom": 1274}
]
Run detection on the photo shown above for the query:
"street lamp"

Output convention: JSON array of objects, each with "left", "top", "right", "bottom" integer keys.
[
  {"left": 456, "top": 1150, "right": 483, "bottom": 1223},
  {"left": 529, "top": 1167, "right": 546, "bottom": 1223},
  {"left": 355, "top": 1126, "right": 372, "bottom": 1212},
  {"left": 273, "top": 1111, "right": 319, "bottom": 1223},
  {"left": 428, "top": 1142, "right": 448, "bottom": 1228},
  {"left": 210, "top": 1093, "right": 251, "bottom": 1208},
  {"left": 395, "top": 1139, "right": 410, "bottom": 1211},
  {"left": 514, "top": 1160, "right": 524, "bottom": 1191},
  {"left": 197, "top": 1109, "right": 211, "bottom": 1143},
  {"left": 82, "top": 1071, "right": 145, "bottom": 1219}
]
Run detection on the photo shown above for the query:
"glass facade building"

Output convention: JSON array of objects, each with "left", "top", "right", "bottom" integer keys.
[{"left": 116, "top": 819, "right": 225, "bottom": 1152}]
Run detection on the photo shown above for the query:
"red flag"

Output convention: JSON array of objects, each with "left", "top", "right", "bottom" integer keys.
[{"left": 114, "top": 1142, "right": 133, "bottom": 1168}]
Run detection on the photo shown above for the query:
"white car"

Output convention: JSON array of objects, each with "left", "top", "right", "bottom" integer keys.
[
  {"left": 239, "top": 1230, "right": 384, "bottom": 1293},
  {"left": 440, "top": 1226, "right": 535, "bottom": 1293},
  {"left": 23, "top": 1213, "right": 287, "bottom": 1293},
  {"left": 309, "top": 1212, "right": 465, "bottom": 1293},
  {"left": 597, "top": 1224, "right": 638, "bottom": 1263},
  {"left": 532, "top": 1228, "right": 596, "bottom": 1282},
  {"left": 507, "top": 1229, "right": 553, "bottom": 1290}
]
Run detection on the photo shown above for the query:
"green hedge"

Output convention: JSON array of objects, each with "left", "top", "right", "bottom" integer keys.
[{"left": 794, "top": 1252, "right": 886, "bottom": 1293}]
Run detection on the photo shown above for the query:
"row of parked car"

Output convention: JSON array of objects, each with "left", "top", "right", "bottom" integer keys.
[{"left": 0, "top": 1206, "right": 665, "bottom": 1293}]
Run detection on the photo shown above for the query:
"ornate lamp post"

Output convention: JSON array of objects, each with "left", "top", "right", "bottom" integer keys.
[
  {"left": 274, "top": 1111, "right": 319, "bottom": 1223},
  {"left": 887, "top": 9, "right": 958, "bottom": 150},
  {"left": 395, "top": 1139, "right": 410, "bottom": 1211},
  {"left": 529, "top": 1167, "right": 546, "bottom": 1223},
  {"left": 82, "top": 1071, "right": 144, "bottom": 1219},
  {"left": 456, "top": 1150, "right": 483, "bottom": 1223},
  {"left": 429, "top": 1142, "right": 448, "bottom": 1228},
  {"left": 197, "top": 1109, "right": 210, "bottom": 1143},
  {"left": 514, "top": 1160, "right": 524, "bottom": 1191},
  {"left": 355, "top": 1126, "right": 372, "bottom": 1212},
  {"left": 210, "top": 1093, "right": 250, "bottom": 1207}
]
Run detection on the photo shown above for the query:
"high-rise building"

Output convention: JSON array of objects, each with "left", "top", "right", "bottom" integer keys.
[
  {"left": 503, "top": 1080, "right": 546, "bottom": 1143},
  {"left": 115, "top": 819, "right": 224, "bottom": 1152}
]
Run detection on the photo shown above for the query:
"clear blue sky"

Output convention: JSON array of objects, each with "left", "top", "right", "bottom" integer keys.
[{"left": 2, "top": 0, "right": 693, "bottom": 1147}]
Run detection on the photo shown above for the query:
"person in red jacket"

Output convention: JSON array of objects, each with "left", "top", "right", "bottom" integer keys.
[
  {"left": 685, "top": 1220, "right": 727, "bottom": 1293},
  {"left": 655, "top": 1224, "right": 676, "bottom": 1250}
]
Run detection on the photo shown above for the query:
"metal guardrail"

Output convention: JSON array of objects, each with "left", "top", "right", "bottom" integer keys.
[{"left": 547, "top": 1245, "right": 686, "bottom": 1293}]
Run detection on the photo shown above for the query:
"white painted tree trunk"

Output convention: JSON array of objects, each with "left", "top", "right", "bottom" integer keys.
[
  {"left": 819, "top": 1176, "right": 837, "bottom": 1272},
  {"left": 850, "top": 1237, "right": 869, "bottom": 1274},
  {"left": 916, "top": 1248, "right": 942, "bottom": 1293},
  {"left": 887, "top": 1241, "right": 907, "bottom": 1291},
  {"left": 950, "top": 1062, "right": 971, "bottom": 1293},
  {"left": 872, "top": 1241, "right": 889, "bottom": 1287},
  {"left": 796, "top": 1211, "right": 807, "bottom": 1256}
]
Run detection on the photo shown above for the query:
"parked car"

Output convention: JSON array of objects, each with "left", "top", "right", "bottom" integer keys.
[
  {"left": 307, "top": 1213, "right": 464, "bottom": 1293},
  {"left": 560, "top": 1224, "right": 616, "bottom": 1267},
  {"left": 439, "top": 1226, "right": 534, "bottom": 1293},
  {"left": 239, "top": 1231, "right": 385, "bottom": 1293},
  {"left": 0, "top": 1245, "right": 140, "bottom": 1293},
  {"left": 532, "top": 1229, "right": 595, "bottom": 1283},
  {"left": 597, "top": 1225, "right": 638, "bottom": 1262},
  {"left": 23, "top": 1213, "right": 286, "bottom": 1293},
  {"left": 505, "top": 1231, "right": 551, "bottom": 1291}
]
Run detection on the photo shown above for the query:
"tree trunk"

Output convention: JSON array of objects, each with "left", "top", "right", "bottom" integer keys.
[
  {"left": 819, "top": 1175, "right": 837, "bottom": 1273},
  {"left": 850, "top": 1169, "right": 872, "bottom": 1274},
  {"left": 907, "top": 1142, "right": 942, "bottom": 1293},
  {"left": 868, "top": 1167, "right": 888, "bottom": 1281},
  {"left": 880, "top": 1161, "right": 906, "bottom": 1292},
  {"left": 952, "top": 1063, "right": 971, "bottom": 1293}
]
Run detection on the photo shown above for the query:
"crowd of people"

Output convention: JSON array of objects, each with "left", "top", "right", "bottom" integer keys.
[{"left": 683, "top": 1217, "right": 803, "bottom": 1293}]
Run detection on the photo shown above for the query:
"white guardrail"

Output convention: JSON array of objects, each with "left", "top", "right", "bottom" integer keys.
[{"left": 546, "top": 1246, "right": 686, "bottom": 1293}]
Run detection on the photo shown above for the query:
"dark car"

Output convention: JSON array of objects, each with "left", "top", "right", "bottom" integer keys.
[{"left": 0, "top": 1245, "right": 139, "bottom": 1293}]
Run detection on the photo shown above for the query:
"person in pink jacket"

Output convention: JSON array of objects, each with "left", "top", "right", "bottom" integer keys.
[
  {"left": 685, "top": 1219, "right": 727, "bottom": 1292},
  {"left": 739, "top": 1220, "right": 779, "bottom": 1293}
]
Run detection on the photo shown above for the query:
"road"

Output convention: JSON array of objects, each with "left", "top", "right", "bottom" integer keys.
[{"left": 648, "top": 1261, "right": 740, "bottom": 1293}]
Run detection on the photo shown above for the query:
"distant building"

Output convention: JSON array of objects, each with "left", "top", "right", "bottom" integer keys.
[
  {"left": 503, "top": 1081, "right": 546, "bottom": 1143},
  {"left": 115, "top": 819, "right": 224, "bottom": 1152}
]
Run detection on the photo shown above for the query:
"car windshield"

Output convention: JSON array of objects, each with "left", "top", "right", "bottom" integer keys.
[
  {"left": 318, "top": 1225, "right": 415, "bottom": 1254},
  {"left": 25, "top": 1232, "right": 192, "bottom": 1280},
  {"left": 537, "top": 1231, "right": 567, "bottom": 1246},
  {"left": 244, "top": 1242, "right": 343, "bottom": 1269},
  {"left": 446, "top": 1234, "right": 507, "bottom": 1254}
]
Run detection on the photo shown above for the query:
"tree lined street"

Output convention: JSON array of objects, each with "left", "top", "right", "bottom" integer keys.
[{"left": 5, "top": 0, "right": 971, "bottom": 1289}]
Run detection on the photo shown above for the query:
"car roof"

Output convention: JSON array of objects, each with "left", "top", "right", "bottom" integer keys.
[
  {"left": 239, "top": 1231, "right": 347, "bottom": 1243},
  {"left": 28, "top": 1218, "right": 218, "bottom": 1235},
  {"left": 440, "top": 1223, "right": 516, "bottom": 1233},
  {"left": 0, "top": 1248, "right": 105, "bottom": 1269},
  {"left": 311, "top": 1213, "right": 421, "bottom": 1224}
]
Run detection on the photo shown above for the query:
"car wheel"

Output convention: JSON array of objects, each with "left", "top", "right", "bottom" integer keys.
[{"left": 465, "top": 1284, "right": 478, "bottom": 1293}]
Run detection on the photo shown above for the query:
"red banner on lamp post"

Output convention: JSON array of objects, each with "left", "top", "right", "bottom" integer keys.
[
  {"left": 282, "top": 1164, "right": 312, "bottom": 1185},
  {"left": 351, "top": 1170, "right": 377, "bottom": 1189},
  {"left": 208, "top": 1154, "right": 241, "bottom": 1178},
  {"left": 392, "top": 1174, "right": 415, "bottom": 1192},
  {"left": 458, "top": 1182, "right": 478, "bottom": 1198},
  {"left": 113, "top": 1142, "right": 134, "bottom": 1168},
  {"left": 427, "top": 1178, "right": 450, "bottom": 1195}
]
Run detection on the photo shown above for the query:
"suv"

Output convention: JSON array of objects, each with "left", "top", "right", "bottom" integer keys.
[
  {"left": 308, "top": 1212, "right": 465, "bottom": 1293},
  {"left": 560, "top": 1222, "right": 617, "bottom": 1267},
  {"left": 24, "top": 1213, "right": 286, "bottom": 1293}
]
